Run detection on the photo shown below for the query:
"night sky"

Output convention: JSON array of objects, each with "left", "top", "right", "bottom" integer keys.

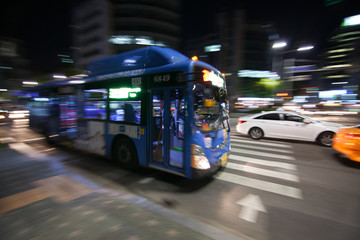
[{"left": 1, "top": 0, "right": 360, "bottom": 72}]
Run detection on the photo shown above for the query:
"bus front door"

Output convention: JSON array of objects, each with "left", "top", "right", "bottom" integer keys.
[{"left": 150, "top": 88, "right": 185, "bottom": 173}]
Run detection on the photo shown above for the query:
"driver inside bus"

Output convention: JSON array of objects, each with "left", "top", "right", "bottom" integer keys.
[{"left": 123, "top": 103, "right": 136, "bottom": 122}]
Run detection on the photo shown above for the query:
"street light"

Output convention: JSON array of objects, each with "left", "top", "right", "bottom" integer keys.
[
  {"left": 272, "top": 41, "right": 287, "bottom": 49},
  {"left": 271, "top": 43, "right": 315, "bottom": 97},
  {"left": 297, "top": 45, "right": 314, "bottom": 51}
]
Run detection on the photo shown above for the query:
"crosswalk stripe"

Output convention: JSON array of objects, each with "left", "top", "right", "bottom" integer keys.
[
  {"left": 231, "top": 148, "right": 295, "bottom": 160},
  {"left": 231, "top": 137, "right": 292, "bottom": 148},
  {"left": 229, "top": 155, "right": 297, "bottom": 170},
  {"left": 226, "top": 162, "right": 299, "bottom": 182},
  {"left": 231, "top": 142, "right": 293, "bottom": 154},
  {"left": 215, "top": 172, "right": 303, "bottom": 199}
]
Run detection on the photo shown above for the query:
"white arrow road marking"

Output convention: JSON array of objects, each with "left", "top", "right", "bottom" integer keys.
[{"left": 236, "top": 194, "right": 266, "bottom": 223}]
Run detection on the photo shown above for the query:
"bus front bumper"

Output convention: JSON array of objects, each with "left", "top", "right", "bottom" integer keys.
[{"left": 191, "top": 153, "right": 228, "bottom": 179}]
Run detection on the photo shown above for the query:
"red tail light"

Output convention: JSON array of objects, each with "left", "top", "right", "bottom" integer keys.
[
  {"left": 238, "top": 120, "right": 247, "bottom": 124},
  {"left": 344, "top": 133, "right": 360, "bottom": 140}
]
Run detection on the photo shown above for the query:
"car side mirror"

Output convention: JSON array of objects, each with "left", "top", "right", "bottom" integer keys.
[{"left": 303, "top": 119, "right": 311, "bottom": 124}]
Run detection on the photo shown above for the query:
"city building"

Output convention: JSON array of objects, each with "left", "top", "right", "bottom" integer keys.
[
  {"left": 319, "top": 13, "right": 360, "bottom": 97},
  {"left": 0, "top": 37, "right": 30, "bottom": 93},
  {"left": 184, "top": 10, "right": 272, "bottom": 106},
  {"left": 72, "top": 0, "right": 181, "bottom": 68}
]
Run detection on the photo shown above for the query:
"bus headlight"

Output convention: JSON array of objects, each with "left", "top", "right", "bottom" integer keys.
[{"left": 191, "top": 144, "right": 210, "bottom": 169}]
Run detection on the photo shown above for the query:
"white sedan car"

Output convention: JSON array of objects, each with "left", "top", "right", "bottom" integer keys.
[{"left": 236, "top": 110, "right": 343, "bottom": 146}]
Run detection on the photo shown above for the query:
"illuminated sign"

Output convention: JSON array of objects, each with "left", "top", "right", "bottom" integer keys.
[
  {"left": 342, "top": 14, "right": 360, "bottom": 27},
  {"left": 34, "top": 98, "right": 49, "bottom": 102},
  {"left": 202, "top": 70, "right": 225, "bottom": 88},
  {"left": 109, "top": 87, "right": 141, "bottom": 99},
  {"left": 276, "top": 93, "right": 288, "bottom": 97},
  {"left": 238, "top": 70, "right": 280, "bottom": 79},
  {"left": 109, "top": 35, "right": 167, "bottom": 47},
  {"left": 319, "top": 90, "right": 347, "bottom": 98},
  {"left": 204, "top": 45, "right": 221, "bottom": 52}
]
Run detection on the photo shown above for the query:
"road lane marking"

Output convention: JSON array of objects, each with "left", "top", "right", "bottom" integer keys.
[
  {"left": 231, "top": 142, "right": 293, "bottom": 154},
  {"left": 231, "top": 147, "right": 295, "bottom": 160},
  {"left": 33, "top": 175, "right": 94, "bottom": 203},
  {"left": 231, "top": 137, "right": 292, "bottom": 148},
  {"left": 0, "top": 188, "right": 52, "bottom": 215},
  {"left": 0, "top": 175, "right": 94, "bottom": 215},
  {"left": 215, "top": 172, "right": 303, "bottom": 199},
  {"left": 229, "top": 155, "right": 297, "bottom": 170},
  {"left": 226, "top": 162, "right": 299, "bottom": 182},
  {"left": 9, "top": 142, "right": 45, "bottom": 159}
]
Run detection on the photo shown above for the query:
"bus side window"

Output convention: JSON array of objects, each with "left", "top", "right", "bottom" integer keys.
[{"left": 110, "top": 101, "right": 141, "bottom": 124}]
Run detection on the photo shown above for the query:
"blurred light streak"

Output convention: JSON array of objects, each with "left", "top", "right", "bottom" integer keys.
[
  {"left": 204, "top": 44, "right": 221, "bottom": 52},
  {"left": 272, "top": 41, "right": 287, "bottom": 49},
  {"left": 23, "top": 81, "right": 38, "bottom": 85},
  {"left": 298, "top": 110, "right": 358, "bottom": 115},
  {"left": 69, "top": 80, "right": 85, "bottom": 84},
  {"left": 22, "top": 137, "right": 46, "bottom": 143},
  {"left": 13, "top": 119, "right": 29, "bottom": 123},
  {"left": 40, "top": 148, "right": 55, "bottom": 152},
  {"left": 297, "top": 46, "right": 314, "bottom": 51},
  {"left": 327, "top": 48, "right": 354, "bottom": 53},
  {"left": 326, "top": 75, "right": 349, "bottom": 79},
  {"left": 53, "top": 74, "right": 67, "bottom": 79},
  {"left": 332, "top": 82, "right": 348, "bottom": 84},
  {"left": 0, "top": 66, "right": 13, "bottom": 70},
  {"left": 342, "top": 14, "right": 360, "bottom": 27}
]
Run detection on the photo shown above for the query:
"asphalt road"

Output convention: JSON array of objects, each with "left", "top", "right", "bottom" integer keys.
[{"left": 2, "top": 117, "right": 360, "bottom": 240}]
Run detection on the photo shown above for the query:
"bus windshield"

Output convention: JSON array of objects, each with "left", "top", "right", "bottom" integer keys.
[{"left": 193, "top": 82, "right": 229, "bottom": 133}]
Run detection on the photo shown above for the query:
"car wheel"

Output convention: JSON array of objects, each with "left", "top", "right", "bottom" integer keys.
[
  {"left": 112, "top": 137, "right": 138, "bottom": 169},
  {"left": 249, "top": 127, "right": 264, "bottom": 140},
  {"left": 318, "top": 131, "right": 334, "bottom": 147}
]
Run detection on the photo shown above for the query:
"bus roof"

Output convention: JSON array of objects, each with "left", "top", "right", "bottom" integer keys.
[
  {"left": 33, "top": 46, "right": 223, "bottom": 90},
  {"left": 88, "top": 46, "right": 189, "bottom": 76}
]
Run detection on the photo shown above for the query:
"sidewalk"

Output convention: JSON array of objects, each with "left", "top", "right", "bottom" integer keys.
[{"left": 0, "top": 145, "right": 244, "bottom": 240}]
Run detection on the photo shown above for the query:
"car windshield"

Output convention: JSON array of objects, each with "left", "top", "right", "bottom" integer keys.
[{"left": 193, "top": 83, "right": 229, "bottom": 133}]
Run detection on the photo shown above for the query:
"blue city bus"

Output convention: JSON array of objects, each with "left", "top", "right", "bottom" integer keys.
[{"left": 29, "top": 46, "right": 230, "bottom": 179}]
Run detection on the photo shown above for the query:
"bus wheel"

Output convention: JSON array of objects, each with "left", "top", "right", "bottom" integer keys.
[{"left": 113, "top": 137, "right": 138, "bottom": 169}]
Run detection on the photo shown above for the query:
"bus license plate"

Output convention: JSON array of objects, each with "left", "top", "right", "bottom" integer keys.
[{"left": 220, "top": 154, "right": 227, "bottom": 167}]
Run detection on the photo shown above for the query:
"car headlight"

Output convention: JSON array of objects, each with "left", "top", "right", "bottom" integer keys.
[{"left": 191, "top": 144, "right": 210, "bottom": 169}]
